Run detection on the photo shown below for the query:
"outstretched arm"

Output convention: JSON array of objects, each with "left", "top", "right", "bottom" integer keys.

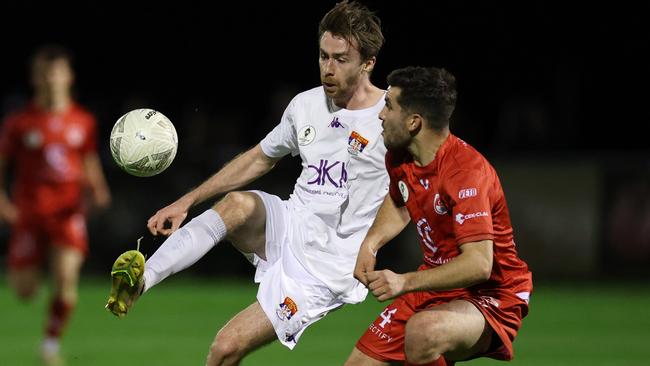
[
  {"left": 354, "top": 194, "right": 410, "bottom": 286},
  {"left": 83, "top": 152, "right": 111, "bottom": 209},
  {"left": 0, "top": 156, "right": 17, "bottom": 223},
  {"left": 147, "top": 144, "right": 280, "bottom": 235},
  {"left": 366, "top": 240, "right": 494, "bottom": 301}
]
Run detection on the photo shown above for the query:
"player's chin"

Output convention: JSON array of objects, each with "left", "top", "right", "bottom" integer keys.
[{"left": 322, "top": 84, "right": 338, "bottom": 96}]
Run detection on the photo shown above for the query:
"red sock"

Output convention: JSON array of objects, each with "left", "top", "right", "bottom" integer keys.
[{"left": 45, "top": 297, "right": 74, "bottom": 338}]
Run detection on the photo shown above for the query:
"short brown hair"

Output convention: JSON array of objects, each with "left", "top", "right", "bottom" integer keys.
[{"left": 318, "top": 1, "right": 384, "bottom": 61}]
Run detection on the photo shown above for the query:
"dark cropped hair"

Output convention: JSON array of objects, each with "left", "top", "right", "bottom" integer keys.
[
  {"left": 318, "top": 0, "right": 384, "bottom": 61},
  {"left": 387, "top": 66, "right": 457, "bottom": 129},
  {"left": 30, "top": 44, "right": 73, "bottom": 68}
]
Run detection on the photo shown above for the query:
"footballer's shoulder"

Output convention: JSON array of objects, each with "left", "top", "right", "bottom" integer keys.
[{"left": 293, "top": 86, "right": 325, "bottom": 102}]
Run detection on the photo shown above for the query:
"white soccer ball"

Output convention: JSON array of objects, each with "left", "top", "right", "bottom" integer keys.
[{"left": 109, "top": 108, "right": 178, "bottom": 177}]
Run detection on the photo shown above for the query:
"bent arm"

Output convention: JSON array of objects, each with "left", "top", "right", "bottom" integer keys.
[
  {"left": 403, "top": 239, "right": 494, "bottom": 292},
  {"left": 363, "top": 194, "right": 411, "bottom": 253},
  {"left": 181, "top": 143, "right": 280, "bottom": 207},
  {"left": 147, "top": 144, "right": 281, "bottom": 235},
  {"left": 354, "top": 194, "right": 410, "bottom": 285}
]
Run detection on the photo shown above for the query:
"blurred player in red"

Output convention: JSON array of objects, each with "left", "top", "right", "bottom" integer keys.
[
  {"left": 0, "top": 45, "right": 111, "bottom": 365},
  {"left": 345, "top": 66, "right": 533, "bottom": 365}
]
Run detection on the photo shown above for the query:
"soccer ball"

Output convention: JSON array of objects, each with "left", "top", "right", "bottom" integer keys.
[{"left": 109, "top": 108, "right": 178, "bottom": 177}]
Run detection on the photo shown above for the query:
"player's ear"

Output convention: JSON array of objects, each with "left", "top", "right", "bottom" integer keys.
[
  {"left": 408, "top": 114, "right": 423, "bottom": 132},
  {"left": 362, "top": 57, "right": 376, "bottom": 73}
]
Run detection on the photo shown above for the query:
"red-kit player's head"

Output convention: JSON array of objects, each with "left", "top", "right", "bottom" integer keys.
[{"left": 30, "top": 45, "right": 75, "bottom": 107}]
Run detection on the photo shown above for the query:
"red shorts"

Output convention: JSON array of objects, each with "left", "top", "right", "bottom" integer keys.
[
  {"left": 8, "top": 210, "right": 88, "bottom": 269},
  {"left": 356, "top": 287, "right": 530, "bottom": 363}
]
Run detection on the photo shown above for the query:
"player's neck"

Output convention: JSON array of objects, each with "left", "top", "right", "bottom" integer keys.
[
  {"left": 334, "top": 81, "right": 382, "bottom": 110},
  {"left": 35, "top": 91, "right": 72, "bottom": 113},
  {"left": 409, "top": 128, "right": 449, "bottom": 167}
]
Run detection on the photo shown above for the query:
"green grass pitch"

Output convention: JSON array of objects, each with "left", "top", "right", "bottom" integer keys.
[{"left": 2, "top": 277, "right": 648, "bottom": 365}]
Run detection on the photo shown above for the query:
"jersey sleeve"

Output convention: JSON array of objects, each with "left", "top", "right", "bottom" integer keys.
[
  {"left": 260, "top": 96, "right": 299, "bottom": 158},
  {"left": 446, "top": 168, "right": 494, "bottom": 245},
  {"left": 0, "top": 114, "right": 19, "bottom": 159}
]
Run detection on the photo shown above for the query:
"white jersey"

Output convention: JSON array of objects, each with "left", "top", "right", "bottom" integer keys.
[{"left": 260, "top": 86, "right": 389, "bottom": 302}]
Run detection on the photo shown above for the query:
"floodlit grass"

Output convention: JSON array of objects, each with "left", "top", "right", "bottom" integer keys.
[{"left": 1, "top": 277, "right": 648, "bottom": 365}]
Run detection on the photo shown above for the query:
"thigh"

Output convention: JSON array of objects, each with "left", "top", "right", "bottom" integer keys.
[
  {"left": 355, "top": 293, "right": 418, "bottom": 362},
  {"left": 213, "top": 191, "right": 268, "bottom": 258},
  {"left": 408, "top": 300, "right": 492, "bottom": 361},
  {"left": 344, "top": 347, "right": 398, "bottom": 366},
  {"left": 215, "top": 301, "right": 277, "bottom": 354},
  {"left": 7, "top": 218, "right": 46, "bottom": 269}
]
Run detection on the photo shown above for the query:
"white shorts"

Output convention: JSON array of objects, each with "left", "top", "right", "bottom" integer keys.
[{"left": 247, "top": 190, "right": 346, "bottom": 349}]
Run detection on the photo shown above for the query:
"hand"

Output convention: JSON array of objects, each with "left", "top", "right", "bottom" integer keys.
[
  {"left": 147, "top": 196, "right": 193, "bottom": 236},
  {"left": 91, "top": 185, "right": 111, "bottom": 210},
  {"left": 366, "top": 269, "right": 406, "bottom": 301},
  {"left": 0, "top": 195, "right": 18, "bottom": 224},
  {"left": 353, "top": 242, "right": 377, "bottom": 286}
]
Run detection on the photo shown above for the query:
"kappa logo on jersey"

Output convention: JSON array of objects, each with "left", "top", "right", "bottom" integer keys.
[
  {"left": 307, "top": 159, "right": 347, "bottom": 187},
  {"left": 297, "top": 125, "right": 316, "bottom": 146},
  {"left": 347, "top": 131, "right": 369, "bottom": 155},
  {"left": 398, "top": 181, "right": 409, "bottom": 202},
  {"left": 455, "top": 211, "right": 489, "bottom": 225},
  {"left": 433, "top": 193, "right": 448, "bottom": 215},
  {"left": 328, "top": 117, "right": 344, "bottom": 128},
  {"left": 276, "top": 297, "right": 298, "bottom": 321},
  {"left": 458, "top": 188, "right": 477, "bottom": 199},
  {"left": 419, "top": 179, "right": 430, "bottom": 190}
]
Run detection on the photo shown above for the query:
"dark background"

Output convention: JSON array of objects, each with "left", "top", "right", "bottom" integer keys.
[{"left": 1, "top": 1, "right": 649, "bottom": 279}]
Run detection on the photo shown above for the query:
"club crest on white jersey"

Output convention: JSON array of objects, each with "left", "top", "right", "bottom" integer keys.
[
  {"left": 347, "top": 131, "right": 368, "bottom": 155},
  {"left": 298, "top": 125, "right": 316, "bottom": 146}
]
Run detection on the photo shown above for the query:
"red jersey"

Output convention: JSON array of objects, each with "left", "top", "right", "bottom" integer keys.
[
  {"left": 386, "top": 133, "right": 532, "bottom": 296},
  {"left": 0, "top": 102, "right": 98, "bottom": 215}
]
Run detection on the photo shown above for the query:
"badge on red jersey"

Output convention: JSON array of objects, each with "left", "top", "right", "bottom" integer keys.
[
  {"left": 433, "top": 193, "right": 448, "bottom": 215},
  {"left": 398, "top": 180, "right": 409, "bottom": 202}
]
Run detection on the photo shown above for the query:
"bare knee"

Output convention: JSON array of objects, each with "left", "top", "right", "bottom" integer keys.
[
  {"left": 9, "top": 270, "right": 40, "bottom": 301},
  {"left": 206, "top": 332, "right": 244, "bottom": 366},
  {"left": 13, "top": 283, "right": 38, "bottom": 301},
  {"left": 404, "top": 312, "right": 448, "bottom": 364},
  {"left": 52, "top": 268, "right": 80, "bottom": 305},
  {"left": 213, "top": 191, "right": 257, "bottom": 231},
  {"left": 51, "top": 247, "right": 82, "bottom": 305},
  {"left": 57, "top": 285, "right": 79, "bottom": 306},
  {"left": 212, "top": 191, "right": 266, "bottom": 256}
]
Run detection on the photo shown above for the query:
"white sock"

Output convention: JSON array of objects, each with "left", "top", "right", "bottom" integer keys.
[
  {"left": 143, "top": 209, "right": 227, "bottom": 292},
  {"left": 42, "top": 337, "right": 60, "bottom": 355}
]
